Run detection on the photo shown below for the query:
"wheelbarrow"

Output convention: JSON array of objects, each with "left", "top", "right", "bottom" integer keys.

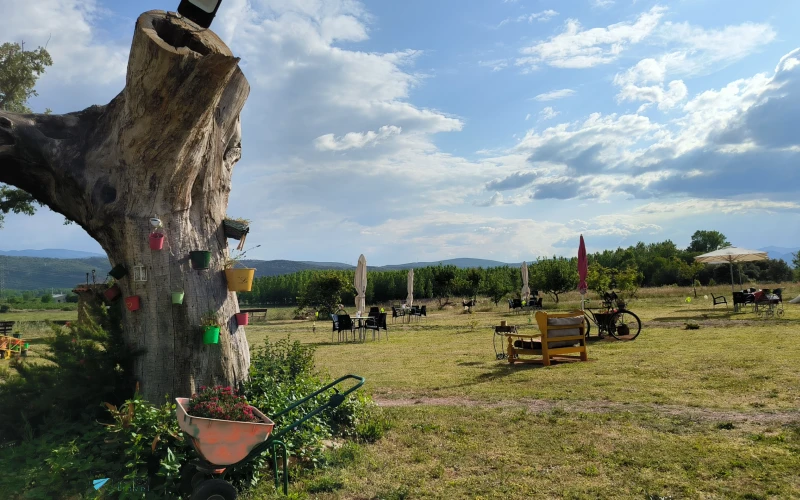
[{"left": 177, "top": 374, "right": 365, "bottom": 499}]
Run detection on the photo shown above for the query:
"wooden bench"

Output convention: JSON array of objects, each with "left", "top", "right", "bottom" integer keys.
[
  {"left": 240, "top": 308, "right": 268, "bottom": 320},
  {"left": 0, "top": 321, "right": 14, "bottom": 335}
]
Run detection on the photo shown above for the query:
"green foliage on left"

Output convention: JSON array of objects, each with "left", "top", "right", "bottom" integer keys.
[
  {"left": 0, "top": 302, "right": 138, "bottom": 442},
  {"left": 530, "top": 257, "right": 579, "bottom": 303},
  {"left": 0, "top": 41, "right": 52, "bottom": 228},
  {"left": 0, "top": 332, "right": 382, "bottom": 498}
]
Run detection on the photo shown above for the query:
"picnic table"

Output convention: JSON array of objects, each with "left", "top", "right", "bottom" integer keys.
[{"left": 240, "top": 308, "right": 268, "bottom": 320}]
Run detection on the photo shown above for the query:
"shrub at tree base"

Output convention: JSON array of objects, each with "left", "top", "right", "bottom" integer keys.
[{"left": 0, "top": 334, "right": 382, "bottom": 498}]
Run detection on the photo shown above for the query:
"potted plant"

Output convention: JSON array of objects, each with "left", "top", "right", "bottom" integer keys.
[
  {"left": 223, "top": 245, "right": 260, "bottom": 293},
  {"left": 201, "top": 311, "right": 221, "bottom": 345},
  {"left": 175, "top": 386, "right": 274, "bottom": 465},
  {"left": 190, "top": 250, "right": 212, "bottom": 270},
  {"left": 223, "top": 217, "right": 251, "bottom": 242},
  {"left": 149, "top": 231, "right": 165, "bottom": 250},
  {"left": 108, "top": 264, "right": 128, "bottom": 280},
  {"left": 171, "top": 290, "right": 185, "bottom": 305},
  {"left": 103, "top": 280, "right": 121, "bottom": 302},
  {"left": 234, "top": 312, "right": 248, "bottom": 326},
  {"left": 125, "top": 295, "right": 141, "bottom": 312}
]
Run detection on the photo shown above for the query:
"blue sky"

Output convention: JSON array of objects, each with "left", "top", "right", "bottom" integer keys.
[{"left": 2, "top": 0, "right": 800, "bottom": 265}]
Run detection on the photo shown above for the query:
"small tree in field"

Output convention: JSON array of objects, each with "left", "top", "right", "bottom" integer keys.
[
  {"left": 481, "top": 271, "right": 512, "bottom": 306},
  {"left": 675, "top": 258, "right": 705, "bottom": 297},
  {"left": 531, "top": 257, "right": 578, "bottom": 303},
  {"left": 794, "top": 251, "right": 800, "bottom": 281},
  {"left": 431, "top": 264, "right": 458, "bottom": 309},
  {"left": 297, "top": 272, "right": 350, "bottom": 316},
  {"left": 587, "top": 262, "right": 642, "bottom": 299}
]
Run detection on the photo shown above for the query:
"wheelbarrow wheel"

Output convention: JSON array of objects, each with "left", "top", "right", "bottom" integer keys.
[
  {"left": 180, "top": 463, "right": 211, "bottom": 495},
  {"left": 191, "top": 478, "right": 237, "bottom": 500}
]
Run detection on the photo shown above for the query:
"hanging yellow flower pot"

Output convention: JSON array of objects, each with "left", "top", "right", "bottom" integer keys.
[{"left": 224, "top": 268, "right": 255, "bottom": 292}]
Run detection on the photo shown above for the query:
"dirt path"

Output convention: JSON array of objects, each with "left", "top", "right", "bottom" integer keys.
[{"left": 374, "top": 395, "right": 800, "bottom": 425}]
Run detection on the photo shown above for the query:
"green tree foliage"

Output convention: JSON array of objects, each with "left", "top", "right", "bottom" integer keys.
[
  {"left": 675, "top": 258, "right": 706, "bottom": 297},
  {"left": 431, "top": 264, "right": 458, "bottom": 309},
  {"left": 480, "top": 269, "right": 512, "bottom": 305},
  {"left": 297, "top": 272, "right": 350, "bottom": 315},
  {"left": 0, "top": 41, "right": 52, "bottom": 227},
  {"left": 792, "top": 251, "right": 800, "bottom": 281},
  {"left": 586, "top": 262, "right": 642, "bottom": 298},
  {"left": 687, "top": 230, "right": 730, "bottom": 253},
  {"left": 530, "top": 256, "right": 578, "bottom": 303},
  {"left": 40, "top": 293, "right": 52, "bottom": 303}
]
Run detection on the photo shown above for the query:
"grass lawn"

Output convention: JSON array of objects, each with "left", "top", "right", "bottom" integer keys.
[
  {"left": 245, "top": 286, "right": 800, "bottom": 499},
  {"left": 2, "top": 287, "right": 798, "bottom": 498}
]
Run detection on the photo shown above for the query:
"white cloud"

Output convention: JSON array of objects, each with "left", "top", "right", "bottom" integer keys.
[
  {"left": 0, "top": 0, "right": 127, "bottom": 86},
  {"left": 497, "top": 9, "right": 559, "bottom": 28},
  {"left": 517, "top": 6, "right": 666, "bottom": 69},
  {"left": 539, "top": 106, "right": 560, "bottom": 120},
  {"left": 591, "top": 0, "right": 615, "bottom": 7},
  {"left": 532, "top": 89, "right": 576, "bottom": 101},
  {"left": 479, "top": 59, "right": 509, "bottom": 71},
  {"left": 314, "top": 125, "right": 402, "bottom": 151},
  {"left": 525, "top": 113, "right": 531, "bottom": 121}
]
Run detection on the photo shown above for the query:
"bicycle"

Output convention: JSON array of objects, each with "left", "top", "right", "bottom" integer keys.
[{"left": 583, "top": 291, "right": 642, "bottom": 340}]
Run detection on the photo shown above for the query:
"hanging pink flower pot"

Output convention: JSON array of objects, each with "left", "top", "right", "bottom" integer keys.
[
  {"left": 125, "top": 295, "right": 141, "bottom": 312},
  {"left": 235, "top": 312, "right": 249, "bottom": 326},
  {"left": 149, "top": 232, "right": 165, "bottom": 250}
]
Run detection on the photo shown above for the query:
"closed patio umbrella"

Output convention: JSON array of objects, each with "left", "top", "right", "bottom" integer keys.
[
  {"left": 694, "top": 246, "right": 768, "bottom": 293},
  {"left": 354, "top": 254, "right": 367, "bottom": 314},
  {"left": 578, "top": 235, "right": 588, "bottom": 310},
  {"left": 407, "top": 268, "right": 414, "bottom": 307},
  {"left": 521, "top": 261, "right": 530, "bottom": 304}
]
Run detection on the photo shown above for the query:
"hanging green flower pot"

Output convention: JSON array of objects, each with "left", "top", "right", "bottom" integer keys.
[
  {"left": 190, "top": 251, "right": 212, "bottom": 270},
  {"left": 108, "top": 264, "right": 128, "bottom": 280},
  {"left": 203, "top": 325, "right": 220, "bottom": 345},
  {"left": 172, "top": 291, "right": 185, "bottom": 305}
]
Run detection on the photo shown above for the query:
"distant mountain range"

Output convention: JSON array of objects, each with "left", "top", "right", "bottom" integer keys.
[
  {"left": 0, "top": 248, "right": 794, "bottom": 291},
  {"left": 0, "top": 252, "right": 514, "bottom": 290},
  {"left": 759, "top": 246, "right": 799, "bottom": 264}
]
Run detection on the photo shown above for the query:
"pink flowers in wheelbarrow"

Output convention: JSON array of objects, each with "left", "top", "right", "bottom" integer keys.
[{"left": 176, "top": 386, "right": 274, "bottom": 466}]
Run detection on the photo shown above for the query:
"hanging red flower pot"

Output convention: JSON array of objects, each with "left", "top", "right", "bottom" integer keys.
[
  {"left": 235, "top": 312, "right": 249, "bottom": 326},
  {"left": 104, "top": 284, "right": 121, "bottom": 302},
  {"left": 125, "top": 295, "right": 141, "bottom": 311},
  {"left": 149, "top": 232, "right": 165, "bottom": 250}
]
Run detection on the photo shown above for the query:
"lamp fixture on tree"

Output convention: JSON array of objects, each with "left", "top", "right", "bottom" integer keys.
[
  {"left": 133, "top": 263, "right": 148, "bottom": 282},
  {"left": 177, "top": 0, "right": 223, "bottom": 29}
]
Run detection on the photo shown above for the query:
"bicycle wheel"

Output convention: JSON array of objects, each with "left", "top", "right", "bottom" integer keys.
[{"left": 610, "top": 309, "right": 641, "bottom": 340}]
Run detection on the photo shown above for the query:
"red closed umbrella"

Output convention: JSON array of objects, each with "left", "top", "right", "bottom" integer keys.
[{"left": 578, "top": 235, "right": 588, "bottom": 309}]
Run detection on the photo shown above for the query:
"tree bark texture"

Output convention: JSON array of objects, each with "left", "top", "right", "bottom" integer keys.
[{"left": 0, "top": 11, "right": 251, "bottom": 401}]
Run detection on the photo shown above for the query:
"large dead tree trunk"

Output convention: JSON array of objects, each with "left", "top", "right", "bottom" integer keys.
[{"left": 0, "top": 11, "right": 251, "bottom": 402}]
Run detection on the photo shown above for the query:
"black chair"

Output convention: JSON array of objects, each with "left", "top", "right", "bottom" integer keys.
[
  {"left": 334, "top": 314, "right": 355, "bottom": 341},
  {"left": 369, "top": 306, "right": 380, "bottom": 316},
  {"left": 365, "top": 312, "right": 388, "bottom": 340},
  {"left": 711, "top": 293, "right": 727, "bottom": 308},
  {"left": 773, "top": 288, "right": 783, "bottom": 303},
  {"left": 391, "top": 306, "right": 404, "bottom": 323},
  {"left": 419, "top": 305, "right": 426, "bottom": 319}
]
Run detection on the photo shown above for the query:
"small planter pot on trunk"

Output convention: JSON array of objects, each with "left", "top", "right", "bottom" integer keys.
[
  {"left": 171, "top": 291, "right": 185, "bottom": 305},
  {"left": 103, "top": 284, "right": 122, "bottom": 302},
  {"left": 125, "top": 295, "right": 141, "bottom": 312},
  {"left": 149, "top": 232, "right": 165, "bottom": 250},
  {"left": 108, "top": 265, "right": 128, "bottom": 280},
  {"left": 190, "top": 251, "right": 212, "bottom": 270},
  {"left": 203, "top": 325, "right": 220, "bottom": 345},
  {"left": 223, "top": 219, "right": 250, "bottom": 241},
  {"left": 175, "top": 397, "right": 274, "bottom": 465},
  {"left": 224, "top": 268, "right": 255, "bottom": 292},
  {"left": 235, "top": 312, "right": 249, "bottom": 326}
]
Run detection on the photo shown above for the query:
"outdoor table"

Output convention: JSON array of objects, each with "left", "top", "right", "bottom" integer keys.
[
  {"left": 494, "top": 325, "right": 517, "bottom": 360},
  {"left": 351, "top": 316, "right": 375, "bottom": 341}
]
